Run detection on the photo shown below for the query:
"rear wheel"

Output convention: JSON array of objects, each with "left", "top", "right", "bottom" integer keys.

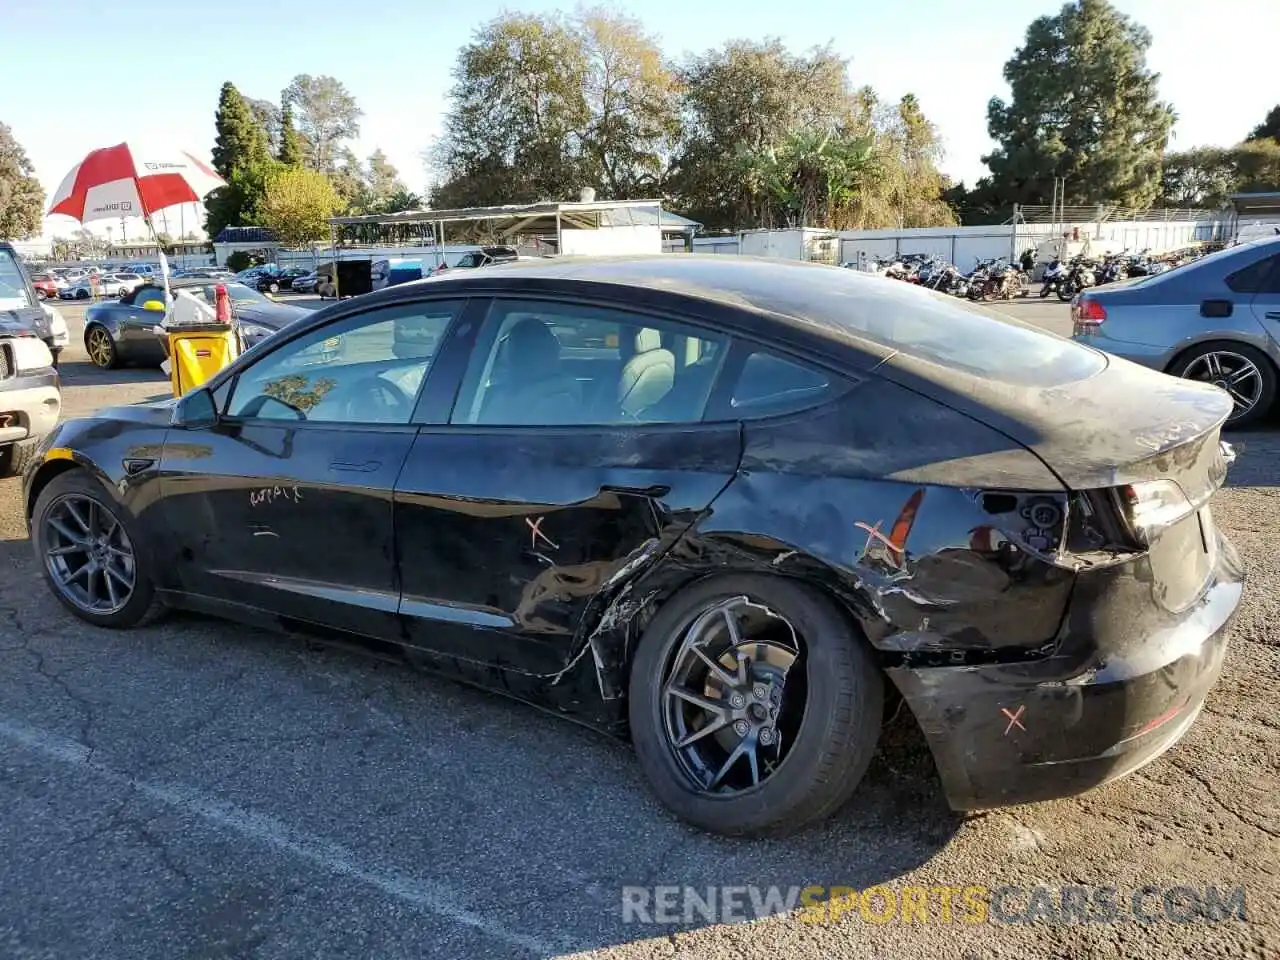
[
  {"left": 76, "top": 289, "right": 89, "bottom": 301},
  {"left": 1174, "top": 341, "right": 1277, "bottom": 428},
  {"left": 629, "top": 575, "right": 883, "bottom": 837}
]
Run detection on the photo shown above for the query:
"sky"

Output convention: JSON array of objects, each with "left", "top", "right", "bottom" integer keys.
[{"left": 3, "top": 0, "right": 1276, "bottom": 242}]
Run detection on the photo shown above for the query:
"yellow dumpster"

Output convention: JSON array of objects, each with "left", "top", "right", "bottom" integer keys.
[{"left": 167, "top": 322, "right": 240, "bottom": 397}]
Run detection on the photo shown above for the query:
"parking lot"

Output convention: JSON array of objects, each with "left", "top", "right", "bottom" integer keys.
[{"left": 0, "top": 295, "right": 1275, "bottom": 959}]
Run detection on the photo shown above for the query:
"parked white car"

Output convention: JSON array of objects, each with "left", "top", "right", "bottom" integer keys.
[{"left": 59, "top": 274, "right": 137, "bottom": 300}]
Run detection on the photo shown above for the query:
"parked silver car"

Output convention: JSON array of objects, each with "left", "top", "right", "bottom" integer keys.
[{"left": 1071, "top": 236, "right": 1280, "bottom": 426}]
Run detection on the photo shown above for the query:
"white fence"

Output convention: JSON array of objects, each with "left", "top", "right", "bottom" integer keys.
[{"left": 694, "top": 214, "right": 1234, "bottom": 270}]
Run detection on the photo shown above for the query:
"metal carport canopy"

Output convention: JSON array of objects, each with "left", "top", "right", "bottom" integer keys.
[{"left": 328, "top": 199, "right": 665, "bottom": 234}]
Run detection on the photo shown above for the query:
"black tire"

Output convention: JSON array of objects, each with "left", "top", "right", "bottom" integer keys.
[
  {"left": 1172, "top": 341, "right": 1278, "bottom": 429},
  {"left": 1039, "top": 284, "right": 1051, "bottom": 298},
  {"left": 1056, "top": 282, "right": 1074, "bottom": 302},
  {"left": 76, "top": 289, "right": 89, "bottom": 301},
  {"left": 629, "top": 574, "right": 883, "bottom": 837},
  {"left": 268, "top": 281, "right": 279, "bottom": 293},
  {"left": 31, "top": 469, "right": 166, "bottom": 629},
  {"left": 0, "top": 437, "right": 40, "bottom": 479}
]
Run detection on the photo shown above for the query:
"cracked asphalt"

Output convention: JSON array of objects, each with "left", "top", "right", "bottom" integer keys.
[{"left": 0, "top": 298, "right": 1274, "bottom": 959}]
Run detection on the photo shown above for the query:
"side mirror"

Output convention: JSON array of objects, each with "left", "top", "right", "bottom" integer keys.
[{"left": 173, "top": 387, "right": 218, "bottom": 428}]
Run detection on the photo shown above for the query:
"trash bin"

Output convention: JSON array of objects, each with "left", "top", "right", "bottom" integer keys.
[{"left": 167, "top": 322, "right": 239, "bottom": 397}]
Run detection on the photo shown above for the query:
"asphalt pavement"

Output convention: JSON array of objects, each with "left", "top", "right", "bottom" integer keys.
[{"left": 0, "top": 295, "right": 1274, "bottom": 959}]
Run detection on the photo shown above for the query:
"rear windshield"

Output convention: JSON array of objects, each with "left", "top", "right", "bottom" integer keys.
[
  {"left": 854, "top": 283, "right": 1106, "bottom": 386},
  {"left": 0, "top": 250, "right": 33, "bottom": 310}
]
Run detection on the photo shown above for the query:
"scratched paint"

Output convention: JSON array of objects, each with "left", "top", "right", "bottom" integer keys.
[{"left": 249, "top": 485, "right": 303, "bottom": 507}]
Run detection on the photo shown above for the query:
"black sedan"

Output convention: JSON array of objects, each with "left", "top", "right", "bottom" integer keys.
[
  {"left": 255, "top": 267, "right": 310, "bottom": 293},
  {"left": 82, "top": 279, "right": 312, "bottom": 369},
  {"left": 23, "top": 256, "right": 1243, "bottom": 836}
]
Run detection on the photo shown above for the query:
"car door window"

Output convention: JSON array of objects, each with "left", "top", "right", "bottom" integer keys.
[
  {"left": 226, "top": 300, "right": 464, "bottom": 424},
  {"left": 710, "top": 348, "right": 853, "bottom": 420},
  {"left": 1225, "top": 255, "right": 1280, "bottom": 294},
  {"left": 134, "top": 287, "right": 167, "bottom": 310},
  {"left": 453, "top": 299, "right": 727, "bottom": 426}
]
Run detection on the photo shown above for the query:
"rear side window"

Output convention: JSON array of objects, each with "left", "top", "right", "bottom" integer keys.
[
  {"left": 1225, "top": 255, "right": 1280, "bottom": 294},
  {"left": 716, "top": 349, "right": 851, "bottom": 419}
]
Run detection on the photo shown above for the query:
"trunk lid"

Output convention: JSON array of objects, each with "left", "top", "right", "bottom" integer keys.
[{"left": 879, "top": 348, "right": 1233, "bottom": 493}]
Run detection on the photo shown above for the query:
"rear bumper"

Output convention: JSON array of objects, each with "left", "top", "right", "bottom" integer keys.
[{"left": 888, "top": 529, "right": 1243, "bottom": 810}]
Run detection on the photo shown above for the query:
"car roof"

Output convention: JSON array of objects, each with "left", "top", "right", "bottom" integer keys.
[{"left": 344, "top": 253, "right": 1065, "bottom": 367}]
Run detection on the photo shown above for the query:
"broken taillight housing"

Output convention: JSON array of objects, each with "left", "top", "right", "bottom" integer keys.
[{"left": 1113, "top": 479, "right": 1194, "bottom": 546}]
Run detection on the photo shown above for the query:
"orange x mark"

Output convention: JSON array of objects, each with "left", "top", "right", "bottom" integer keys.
[
  {"left": 526, "top": 516, "right": 559, "bottom": 551},
  {"left": 1001, "top": 705, "right": 1026, "bottom": 735}
]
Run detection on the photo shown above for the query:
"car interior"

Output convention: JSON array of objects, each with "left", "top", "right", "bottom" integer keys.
[{"left": 464, "top": 312, "right": 725, "bottom": 426}]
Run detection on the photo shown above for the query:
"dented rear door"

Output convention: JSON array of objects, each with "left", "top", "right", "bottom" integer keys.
[{"left": 393, "top": 423, "right": 741, "bottom": 678}]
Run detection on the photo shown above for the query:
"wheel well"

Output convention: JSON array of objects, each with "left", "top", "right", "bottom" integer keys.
[{"left": 26, "top": 461, "right": 82, "bottom": 519}]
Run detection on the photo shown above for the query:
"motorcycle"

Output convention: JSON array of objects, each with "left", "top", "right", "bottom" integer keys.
[
  {"left": 1057, "top": 256, "right": 1097, "bottom": 301},
  {"left": 1040, "top": 258, "right": 1065, "bottom": 298}
]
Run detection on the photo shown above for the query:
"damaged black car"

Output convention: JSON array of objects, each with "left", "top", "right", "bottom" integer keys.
[{"left": 23, "top": 256, "right": 1243, "bottom": 836}]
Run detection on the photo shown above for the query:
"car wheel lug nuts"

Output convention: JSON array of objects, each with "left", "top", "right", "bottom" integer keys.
[
  {"left": 733, "top": 719, "right": 749, "bottom": 736},
  {"left": 730, "top": 694, "right": 745, "bottom": 708},
  {"left": 759, "top": 729, "right": 774, "bottom": 745},
  {"left": 753, "top": 684, "right": 767, "bottom": 699}
]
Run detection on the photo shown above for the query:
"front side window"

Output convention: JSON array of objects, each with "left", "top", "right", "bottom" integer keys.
[
  {"left": 226, "top": 300, "right": 463, "bottom": 424},
  {"left": 454, "top": 299, "right": 727, "bottom": 426}
]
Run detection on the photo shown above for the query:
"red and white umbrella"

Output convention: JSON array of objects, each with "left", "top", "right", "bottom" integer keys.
[{"left": 47, "top": 142, "right": 224, "bottom": 225}]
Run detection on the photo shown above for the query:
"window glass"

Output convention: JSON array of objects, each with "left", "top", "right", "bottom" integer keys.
[
  {"left": 0, "top": 251, "right": 31, "bottom": 310},
  {"left": 1225, "top": 255, "right": 1280, "bottom": 294},
  {"left": 227, "top": 300, "right": 462, "bottom": 424},
  {"left": 135, "top": 287, "right": 167, "bottom": 309},
  {"left": 454, "top": 299, "right": 726, "bottom": 426},
  {"left": 731, "top": 351, "right": 840, "bottom": 413}
]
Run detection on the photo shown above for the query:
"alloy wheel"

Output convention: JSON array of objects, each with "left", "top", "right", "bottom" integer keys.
[
  {"left": 660, "top": 597, "right": 807, "bottom": 796},
  {"left": 43, "top": 494, "right": 136, "bottom": 616},
  {"left": 1184, "top": 350, "right": 1262, "bottom": 420},
  {"left": 86, "top": 328, "right": 113, "bottom": 367}
]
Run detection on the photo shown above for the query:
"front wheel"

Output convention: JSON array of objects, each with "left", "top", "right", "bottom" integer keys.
[
  {"left": 32, "top": 470, "right": 165, "bottom": 628},
  {"left": 1057, "top": 282, "right": 1075, "bottom": 302},
  {"left": 1175, "top": 342, "right": 1277, "bottom": 428},
  {"left": 76, "top": 289, "right": 89, "bottom": 301},
  {"left": 629, "top": 575, "right": 883, "bottom": 837}
]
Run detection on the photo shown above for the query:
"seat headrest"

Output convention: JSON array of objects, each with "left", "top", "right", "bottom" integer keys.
[
  {"left": 634, "top": 328, "right": 662, "bottom": 353},
  {"left": 504, "top": 318, "right": 561, "bottom": 379}
]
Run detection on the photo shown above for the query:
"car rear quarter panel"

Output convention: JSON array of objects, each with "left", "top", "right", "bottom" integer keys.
[
  {"left": 1085, "top": 297, "right": 1273, "bottom": 371},
  {"left": 590, "top": 378, "right": 1076, "bottom": 715}
]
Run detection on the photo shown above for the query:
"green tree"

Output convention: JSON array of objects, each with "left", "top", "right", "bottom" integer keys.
[
  {"left": 365, "top": 149, "right": 406, "bottom": 203},
  {"left": 984, "top": 0, "right": 1175, "bottom": 209},
  {"left": 1158, "top": 146, "right": 1238, "bottom": 207},
  {"left": 669, "top": 40, "right": 856, "bottom": 229},
  {"left": 0, "top": 122, "right": 45, "bottom": 240},
  {"left": 431, "top": 13, "right": 590, "bottom": 207},
  {"left": 383, "top": 190, "right": 422, "bottom": 213},
  {"left": 211, "top": 82, "right": 270, "bottom": 179},
  {"left": 576, "top": 7, "right": 681, "bottom": 197},
  {"left": 1248, "top": 105, "right": 1280, "bottom": 143},
  {"left": 282, "top": 74, "right": 362, "bottom": 172},
  {"left": 1233, "top": 139, "right": 1280, "bottom": 193},
  {"left": 278, "top": 103, "right": 305, "bottom": 166},
  {"left": 245, "top": 97, "right": 282, "bottom": 153},
  {"left": 259, "top": 166, "right": 341, "bottom": 247}
]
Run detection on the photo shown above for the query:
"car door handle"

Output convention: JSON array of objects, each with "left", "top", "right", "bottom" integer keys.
[
  {"left": 1266, "top": 312, "right": 1280, "bottom": 320},
  {"left": 601, "top": 483, "right": 671, "bottom": 498},
  {"left": 330, "top": 459, "right": 381, "bottom": 473}
]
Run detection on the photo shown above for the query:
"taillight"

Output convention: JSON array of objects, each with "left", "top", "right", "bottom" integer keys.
[
  {"left": 1072, "top": 296, "right": 1106, "bottom": 334},
  {"left": 1114, "top": 480, "right": 1194, "bottom": 546}
]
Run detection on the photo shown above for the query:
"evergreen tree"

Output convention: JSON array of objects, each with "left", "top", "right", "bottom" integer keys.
[
  {"left": 279, "top": 103, "right": 305, "bottom": 166},
  {"left": 984, "top": 0, "right": 1175, "bottom": 209},
  {"left": 211, "top": 82, "right": 269, "bottom": 179}
]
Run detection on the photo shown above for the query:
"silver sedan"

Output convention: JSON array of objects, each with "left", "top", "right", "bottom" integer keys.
[{"left": 1071, "top": 236, "right": 1280, "bottom": 426}]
